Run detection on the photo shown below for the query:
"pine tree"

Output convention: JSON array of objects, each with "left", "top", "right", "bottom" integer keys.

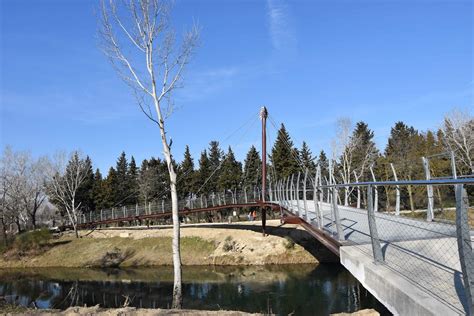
[
  {"left": 196, "top": 150, "right": 212, "bottom": 195},
  {"left": 351, "top": 122, "right": 379, "bottom": 182},
  {"left": 92, "top": 168, "right": 108, "bottom": 210},
  {"left": 76, "top": 156, "right": 95, "bottom": 212},
  {"left": 127, "top": 156, "right": 139, "bottom": 205},
  {"left": 317, "top": 150, "right": 329, "bottom": 182},
  {"left": 270, "top": 124, "right": 299, "bottom": 179},
  {"left": 103, "top": 167, "right": 118, "bottom": 208},
  {"left": 385, "top": 122, "right": 423, "bottom": 211},
  {"left": 300, "top": 142, "right": 316, "bottom": 175},
  {"left": 114, "top": 151, "right": 129, "bottom": 206},
  {"left": 217, "top": 147, "right": 242, "bottom": 191},
  {"left": 242, "top": 145, "right": 262, "bottom": 189},
  {"left": 178, "top": 145, "right": 196, "bottom": 198},
  {"left": 207, "top": 141, "right": 223, "bottom": 192}
]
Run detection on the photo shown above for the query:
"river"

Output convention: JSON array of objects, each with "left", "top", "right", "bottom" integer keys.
[{"left": 0, "top": 264, "right": 390, "bottom": 315}]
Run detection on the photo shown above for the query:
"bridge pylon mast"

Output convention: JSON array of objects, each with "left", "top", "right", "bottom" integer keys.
[{"left": 260, "top": 106, "right": 268, "bottom": 236}]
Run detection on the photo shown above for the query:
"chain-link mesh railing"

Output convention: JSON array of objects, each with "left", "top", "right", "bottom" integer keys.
[
  {"left": 274, "top": 173, "right": 474, "bottom": 315},
  {"left": 75, "top": 187, "right": 266, "bottom": 226}
]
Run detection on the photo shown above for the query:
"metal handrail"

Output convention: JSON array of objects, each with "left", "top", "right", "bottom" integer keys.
[{"left": 313, "top": 178, "right": 474, "bottom": 189}]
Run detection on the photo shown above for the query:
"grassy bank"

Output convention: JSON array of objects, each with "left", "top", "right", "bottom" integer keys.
[{"left": 0, "top": 221, "right": 321, "bottom": 268}]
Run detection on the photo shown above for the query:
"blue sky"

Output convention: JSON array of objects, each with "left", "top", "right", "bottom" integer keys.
[{"left": 1, "top": 0, "right": 472, "bottom": 172}]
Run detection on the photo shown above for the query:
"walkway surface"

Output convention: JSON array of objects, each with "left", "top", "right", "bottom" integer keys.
[{"left": 285, "top": 200, "right": 468, "bottom": 315}]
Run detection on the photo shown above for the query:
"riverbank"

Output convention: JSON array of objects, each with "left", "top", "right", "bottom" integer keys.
[
  {"left": 0, "top": 220, "right": 337, "bottom": 268},
  {"left": 1, "top": 305, "right": 380, "bottom": 315}
]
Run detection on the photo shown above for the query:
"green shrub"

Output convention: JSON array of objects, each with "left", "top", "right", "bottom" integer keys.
[
  {"left": 13, "top": 229, "right": 52, "bottom": 252},
  {"left": 283, "top": 236, "right": 295, "bottom": 250}
]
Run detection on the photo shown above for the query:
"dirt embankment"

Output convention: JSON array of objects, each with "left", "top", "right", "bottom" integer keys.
[{"left": 0, "top": 220, "right": 337, "bottom": 268}]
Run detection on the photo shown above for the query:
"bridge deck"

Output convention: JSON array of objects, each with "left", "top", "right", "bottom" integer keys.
[{"left": 285, "top": 200, "right": 467, "bottom": 315}]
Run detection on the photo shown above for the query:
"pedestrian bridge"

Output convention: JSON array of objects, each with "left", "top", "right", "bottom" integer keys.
[
  {"left": 72, "top": 107, "right": 474, "bottom": 315},
  {"left": 75, "top": 177, "right": 473, "bottom": 316}
]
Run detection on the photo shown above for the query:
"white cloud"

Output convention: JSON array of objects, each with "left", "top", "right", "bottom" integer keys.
[{"left": 266, "top": 0, "right": 296, "bottom": 54}]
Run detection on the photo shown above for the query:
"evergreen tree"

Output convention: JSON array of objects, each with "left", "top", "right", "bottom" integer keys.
[
  {"left": 300, "top": 142, "right": 317, "bottom": 175},
  {"left": 217, "top": 147, "right": 243, "bottom": 191},
  {"left": 139, "top": 157, "right": 169, "bottom": 203},
  {"left": 76, "top": 156, "right": 95, "bottom": 212},
  {"left": 351, "top": 122, "right": 379, "bottom": 182},
  {"left": 114, "top": 151, "right": 129, "bottom": 205},
  {"left": 242, "top": 145, "right": 262, "bottom": 189},
  {"left": 178, "top": 145, "right": 196, "bottom": 198},
  {"left": 196, "top": 150, "right": 212, "bottom": 195},
  {"left": 317, "top": 150, "right": 329, "bottom": 183},
  {"left": 127, "top": 156, "right": 139, "bottom": 204},
  {"left": 103, "top": 167, "right": 118, "bottom": 208},
  {"left": 270, "top": 124, "right": 299, "bottom": 179},
  {"left": 92, "top": 168, "right": 108, "bottom": 210},
  {"left": 207, "top": 141, "right": 223, "bottom": 192},
  {"left": 385, "top": 122, "right": 423, "bottom": 211}
]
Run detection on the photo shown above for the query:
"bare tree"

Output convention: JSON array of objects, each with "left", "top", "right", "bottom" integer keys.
[
  {"left": 332, "top": 119, "right": 378, "bottom": 206},
  {"left": 99, "top": 0, "right": 199, "bottom": 308},
  {"left": 46, "top": 152, "right": 89, "bottom": 238},
  {"left": 333, "top": 118, "right": 357, "bottom": 205},
  {"left": 442, "top": 108, "right": 474, "bottom": 174},
  {"left": 23, "top": 157, "right": 49, "bottom": 229}
]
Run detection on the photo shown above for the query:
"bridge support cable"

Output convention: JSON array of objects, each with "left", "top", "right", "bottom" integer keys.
[
  {"left": 455, "top": 185, "right": 474, "bottom": 315},
  {"left": 367, "top": 185, "right": 384, "bottom": 264}
]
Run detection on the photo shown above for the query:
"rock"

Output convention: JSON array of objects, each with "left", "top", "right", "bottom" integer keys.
[{"left": 119, "top": 232, "right": 130, "bottom": 238}]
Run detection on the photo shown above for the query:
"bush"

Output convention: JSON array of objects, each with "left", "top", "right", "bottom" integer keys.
[
  {"left": 283, "top": 236, "right": 295, "bottom": 250},
  {"left": 222, "top": 236, "right": 236, "bottom": 252},
  {"left": 13, "top": 229, "right": 52, "bottom": 252}
]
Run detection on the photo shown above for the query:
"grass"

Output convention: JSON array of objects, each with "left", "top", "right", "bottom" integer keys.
[
  {"left": 0, "top": 235, "right": 216, "bottom": 268},
  {"left": 402, "top": 207, "right": 474, "bottom": 226}
]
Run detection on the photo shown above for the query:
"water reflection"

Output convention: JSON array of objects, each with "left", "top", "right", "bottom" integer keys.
[{"left": 0, "top": 264, "right": 390, "bottom": 315}]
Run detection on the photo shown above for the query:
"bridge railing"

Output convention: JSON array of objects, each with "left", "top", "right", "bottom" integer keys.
[
  {"left": 76, "top": 188, "right": 265, "bottom": 226},
  {"left": 273, "top": 175, "right": 474, "bottom": 314}
]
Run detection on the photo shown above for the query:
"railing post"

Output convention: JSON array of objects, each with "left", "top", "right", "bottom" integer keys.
[
  {"left": 290, "top": 174, "right": 295, "bottom": 212},
  {"left": 112, "top": 208, "right": 114, "bottom": 219},
  {"left": 455, "top": 184, "right": 474, "bottom": 315},
  {"left": 162, "top": 200, "right": 165, "bottom": 213},
  {"left": 303, "top": 169, "right": 308, "bottom": 220},
  {"left": 244, "top": 187, "right": 248, "bottom": 203},
  {"left": 100, "top": 209, "right": 103, "bottom": 221},
  {"left": 451, "top": 151, "right": 458, "bottom": 179},
  {"left": 285, "top": 177, "right": 290, "bottom": 207},
  {"left": 332, "top": 187, "right": 344, "bottom": 240},
  {"left": 269, "top": 180, "right": 273, "bottom": 202},
  {"left": 422, "top": 157, "right": 434, "bottom": 221},
  {"left": 313, "top": 172, "right": 321, "bottom": 228},
  {"left": 325, "top": 177, "right": 330, "bottom": 203},
  {"left": 296, "top": 172, "right": 301, "bottom": 217},
  {"left": 370, "top": 165, "right": 378, "bottom": 212},
  {"left": 353, "top": 171, "right": 360, "bottom": 209},
  {"left": 390, "top": 163, "right": 400, "bottom": 216},
  {"left": 367, "top": 185, "right": 384, "bottom": 263},
  {"left": 123, "top": 206, "right": 126, "bottom": 218},
  {"left": 135, "top": 204, "right": 138, "bottom": 216}
]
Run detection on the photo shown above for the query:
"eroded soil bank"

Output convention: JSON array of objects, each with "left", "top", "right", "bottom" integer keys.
[{"left": 0, "top": 220, "right": 338, "bottom": 268}]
